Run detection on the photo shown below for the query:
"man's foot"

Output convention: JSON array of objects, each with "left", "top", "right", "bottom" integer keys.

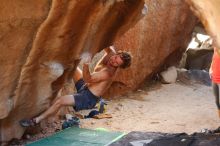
[{"left": 19, "top": 119, "right": 38, "bottom": 127}]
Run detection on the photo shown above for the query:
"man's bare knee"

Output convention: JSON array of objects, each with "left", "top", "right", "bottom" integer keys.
[
  {"left": 56, "top": 95, "right": 74, "bottom": 106},
  {"left": 73, "top": 67, "right": 82, "bottom": 82}
]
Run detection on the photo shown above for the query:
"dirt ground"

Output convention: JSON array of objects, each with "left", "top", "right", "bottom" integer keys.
[
  {"left": 17, "top": 81, "right": 220, "bottom": 145},
  {"left": 79, "top": 81, "right": 220, "bottom": 134}
]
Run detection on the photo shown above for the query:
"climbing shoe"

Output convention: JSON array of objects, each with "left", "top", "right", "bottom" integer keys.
[
  {"left": 19, "top": 119, "right": 38, "bottom": 127},
  {"left": 84, "top": 110, "right": 99, "bottom": 119}
]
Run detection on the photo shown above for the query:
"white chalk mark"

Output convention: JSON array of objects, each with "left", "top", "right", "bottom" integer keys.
[
  {"left": 45, "top": 62, "right": 64, "bottom": 77},
  {"left": 142, "top": 4, "right": 148, "bottom": 15}
]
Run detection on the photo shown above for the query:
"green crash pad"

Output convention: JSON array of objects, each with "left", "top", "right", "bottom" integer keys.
[{"left": 26, "top": 127, "right": 125, "bottom": 146}]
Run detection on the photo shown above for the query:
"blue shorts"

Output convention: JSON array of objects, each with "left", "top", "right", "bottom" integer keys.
[{"left": 73, "top": 79, "right": 99, "bottom": 111}]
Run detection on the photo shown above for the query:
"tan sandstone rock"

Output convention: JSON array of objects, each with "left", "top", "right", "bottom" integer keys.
[
  {"left": 186, "top": 0, "right": 220, "bottom": 49},
  {"left": 160, "top": 66, "right": 178, "bottom": 84}
]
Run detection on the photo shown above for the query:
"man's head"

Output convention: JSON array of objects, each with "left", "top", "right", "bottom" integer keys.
[{"left": 109, "top": 51, "right": 132, "bottom": 69}]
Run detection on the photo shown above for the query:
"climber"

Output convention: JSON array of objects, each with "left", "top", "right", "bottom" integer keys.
[
  {"left": 210, "top": 47, "right": 220, "bottom": 118},
  {"left": 20, "top": 46, "right": 132, "bottom": 127}
]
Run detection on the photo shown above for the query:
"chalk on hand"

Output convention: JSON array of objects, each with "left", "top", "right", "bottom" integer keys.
[{"left": 81, "top": 52, "right": 92, "bottom": 63}]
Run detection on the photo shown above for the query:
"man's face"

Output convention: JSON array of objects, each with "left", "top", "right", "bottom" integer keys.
[{"left": 109, "top": 54, "right": 123, "bottom": 67}]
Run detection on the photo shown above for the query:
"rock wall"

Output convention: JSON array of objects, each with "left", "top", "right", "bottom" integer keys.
[
  {"left": 104, "top": 0, "right": 197, "bottom": 97},
  {"left": 186, "top": 0, "right": 220, "bottom": 49},
  {"left": 1, "top": 0, "right": 219, "bottom": 143},
  {"left": 0, "top": 0, "right": 145, "bottom": 142}
]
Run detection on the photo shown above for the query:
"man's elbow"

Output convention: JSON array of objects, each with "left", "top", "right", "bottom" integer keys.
[
  {"left": 86, "top": 78, "right": 99, "bottom": 83},
  {"left": 83, "top": 77, "right": 89, "bottom": 83},
  {"left": 83, "top": 77, "right": 93, "bottom": 83}
]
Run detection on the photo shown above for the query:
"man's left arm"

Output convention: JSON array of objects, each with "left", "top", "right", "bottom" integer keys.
[{"left": 83, "top": 63, "right": 92, "bottom": 83}]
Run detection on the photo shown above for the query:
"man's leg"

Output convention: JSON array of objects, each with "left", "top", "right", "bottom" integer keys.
[
  {"left": 34, "top": 95, "right": 75, "bottom": 124},
  {"left": 212, "top": 82, "right": 220, "bottom": 117},
  {"left": 73, "top": 67, "right": 82, "bottom": 83}
]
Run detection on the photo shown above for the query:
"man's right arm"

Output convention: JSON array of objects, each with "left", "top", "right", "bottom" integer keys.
[
  {"left": 104, "top": 46, "right": 116, "bottom": 54},
  {"left": 83, "top": 63, "right": 92, "bottom": 83},
  {"left": 95, "top": 46, "right": 116, "bottom": 68}
]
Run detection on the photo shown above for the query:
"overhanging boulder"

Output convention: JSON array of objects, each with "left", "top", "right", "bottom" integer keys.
[{"left": 0, "top": 0, "right": 145, "bottom": 142}]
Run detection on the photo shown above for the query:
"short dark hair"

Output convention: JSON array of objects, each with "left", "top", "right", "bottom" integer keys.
[{"left": 117, "top": 51, "right": 132, "bottom": 69}]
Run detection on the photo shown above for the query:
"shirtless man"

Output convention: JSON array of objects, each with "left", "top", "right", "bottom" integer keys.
[{"left": 20, "top": 46, "right": 131, "bottom": 127}]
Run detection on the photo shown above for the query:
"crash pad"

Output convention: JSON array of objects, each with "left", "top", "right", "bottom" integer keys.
[{"left": 26, "top": 127, "right": 125, "bottom": 146}]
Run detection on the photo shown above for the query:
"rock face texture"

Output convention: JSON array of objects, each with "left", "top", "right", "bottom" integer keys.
[
  {"left": 0, "top": 0, "right": 145, "bottom": 142},
  {"left": 186, "top": 0, "right": 220, "bottom": 49},
  {"left": 105, "top": 0, "right": 197, "bottom": 97},
  {"left": 160, "top": 66, "right": 178, "bottom": 84}
]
